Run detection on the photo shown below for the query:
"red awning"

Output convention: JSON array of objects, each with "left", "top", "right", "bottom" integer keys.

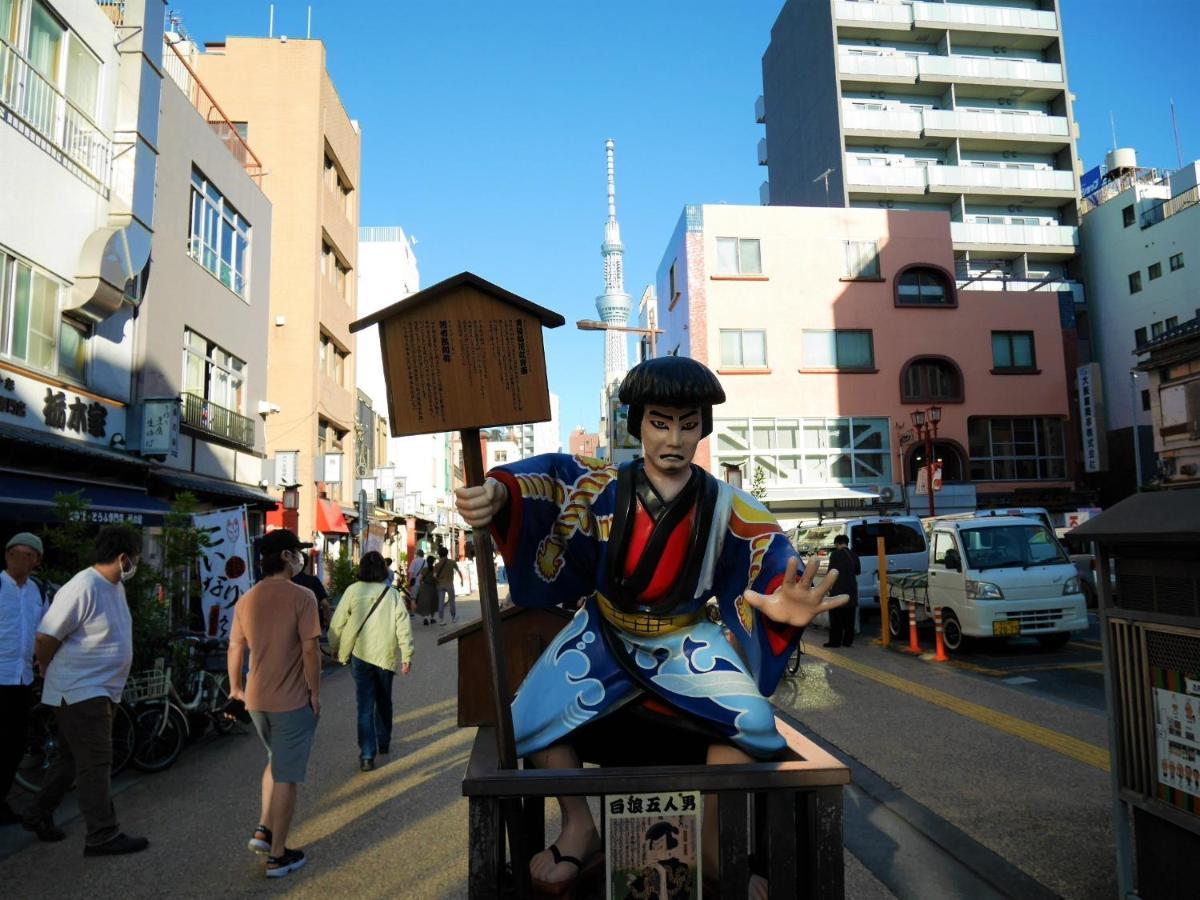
[
  {"left": 316, "top": 498, "right": 350, "bottom": 534},
  {"left": 265, "top": 502, "right": 284, "bottom": 530}
]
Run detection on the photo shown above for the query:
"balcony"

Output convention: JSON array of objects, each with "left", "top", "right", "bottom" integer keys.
[
  {"left": 182, "top": 392, "right": 256, "bottom": 450},
  {"left": 911, "top": 1, "right": 1058, "bottom": 32},
  {"left": 928, "top": 165, "right": 1075, "bottom": 194},
  {"left": 957, "top": 276, "right": 1085, "bottom": 306},
  {"left": 919, "top": 54, "right": 1063, "bottom": 84},
  {"left": 834, "top": 1, "right": 913, "bottom": 27},
  {"left": 757, "top": 137, "right": 768, "bottom": 166},
  {"left": 755, "top": 94, "right": 766, "bottom": 124},
  {"left": 922, "top": 108, "right": 1069, "bottom": 140},
  {"left": 759, "top": 180, "right": 770, "bottom": 206},
  {"left": 0, "top": 39, "right": 111, "bottom": 189},
  {"left": 845, "top": 165, "right": 927, "bottom": 190},
  {"left": 951, "top": 221, "right": 1078, "bottom": 250},
  {"left": 842, "top": 106, "right": 923, "bottom": 136},
  {"left": 838, "top": 52, "right": 918, "bottom": 80}
]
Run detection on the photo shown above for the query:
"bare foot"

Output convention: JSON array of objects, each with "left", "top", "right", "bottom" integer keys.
[
  {"left": 749, "top": 873, "right": 768, "bottom": 900},
  {"left": 530, "top": 824, "right": 601, "bottom": 886}
]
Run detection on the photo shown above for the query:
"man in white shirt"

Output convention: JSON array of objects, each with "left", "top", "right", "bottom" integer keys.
[
  {"left": 1, "top": 532, "right": 47, "bottom": 826},
  {"left": 24, "top": 524, "right": 149, "bottom": 855}
]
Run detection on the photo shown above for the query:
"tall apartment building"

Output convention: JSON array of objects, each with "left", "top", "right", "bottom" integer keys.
[
  {"left": 187, "top": 36, "right": 362, "bottom": 546},
  {"left": 760, "top": 0, "right": 1083, "bottom": 293},
  {"left": 1079, "top": 152, "right": 1199, "bottom": 502},
  {"left": 1, "top": 0, "right": 168, "bottom": 531},
  {"left": 656, "top": 204, "right": 1082, "bottom": 525}
]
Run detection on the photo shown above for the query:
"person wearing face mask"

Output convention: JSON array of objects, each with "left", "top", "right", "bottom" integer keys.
[
  {"left": 228, "top": 529, "right": 322, "bottom": 879},
  {"left": 25, "top": 524, "right": 148, "bottom": 855}
]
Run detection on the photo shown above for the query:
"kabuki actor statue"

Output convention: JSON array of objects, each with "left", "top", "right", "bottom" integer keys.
[{"left": 455, "top": 355, "right": 849, "bottom": 894}]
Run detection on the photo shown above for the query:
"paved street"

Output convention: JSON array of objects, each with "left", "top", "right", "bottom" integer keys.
[{"left": 1, "top": 596, "right": 1115, "bottom": 898}]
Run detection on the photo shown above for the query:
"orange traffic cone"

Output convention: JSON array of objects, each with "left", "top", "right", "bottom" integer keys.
[
  {"left": 906, "top": 598, "right": 920, "bottom": 654},
  {"left": 933, "top": 607, "right": 949, "bottom": 662}
]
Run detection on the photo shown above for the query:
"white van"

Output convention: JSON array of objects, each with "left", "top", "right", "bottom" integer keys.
[
  {"left": 924, "top": 516, "right": 1088, "bottom": 650},
  {"left": 792, "top": 515, "right": 928, "bottom": 610}
]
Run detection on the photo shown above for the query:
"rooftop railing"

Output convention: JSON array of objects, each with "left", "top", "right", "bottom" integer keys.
[
  {"left": 1142, "top": 184, "right": 1200, "bottom": 229},
  {"left": 163, "top": 37, "right": 263, "bottom": 184},
  {"left": 0, "top": 38, "right": 111, "bottom": 189}
]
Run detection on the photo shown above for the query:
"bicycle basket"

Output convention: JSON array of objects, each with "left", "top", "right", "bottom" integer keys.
[{"left": 122, "top": 668, "right": 170, "bottom": 703}]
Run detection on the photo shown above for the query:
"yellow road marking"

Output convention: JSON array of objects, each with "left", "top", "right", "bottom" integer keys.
[{"left": 805, "top": 644, "right": 1111, "bottom": 772}]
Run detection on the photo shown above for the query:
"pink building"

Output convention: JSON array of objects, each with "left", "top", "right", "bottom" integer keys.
[
  {"left": 569, "top": 427, "right": 600, "bottom": 458},
  {"left": 656, "top": 204, "right": 1080, "bottom": 521}
]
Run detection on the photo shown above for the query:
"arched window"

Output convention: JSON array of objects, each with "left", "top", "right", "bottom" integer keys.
[
  {"left": 895, "top": 266, "right": 956, "bottom": 307},
  {"left": 901, "top": 356, "right": 963, "bottom": 403},
  {"left": 907, "top": 441, "right": 965, "bottom": 483}
]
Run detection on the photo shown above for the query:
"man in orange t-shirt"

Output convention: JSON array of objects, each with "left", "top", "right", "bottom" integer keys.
[{"left": 229, "top": 529, "right": 322, "bottom": 879}]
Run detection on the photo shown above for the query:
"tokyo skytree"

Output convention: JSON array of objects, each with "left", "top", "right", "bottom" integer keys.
[{"left": 595, "top": 139, "right": 632, "bottom": 385}]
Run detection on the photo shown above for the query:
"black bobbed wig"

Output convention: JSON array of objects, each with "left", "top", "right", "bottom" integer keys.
[{"left": 618, "top": 356, "right": 726, "bottom": 440}]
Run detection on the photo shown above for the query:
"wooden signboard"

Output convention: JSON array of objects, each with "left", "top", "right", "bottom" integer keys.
[{"left": 349, "top": 272, "right": 564, "bottom": 438}]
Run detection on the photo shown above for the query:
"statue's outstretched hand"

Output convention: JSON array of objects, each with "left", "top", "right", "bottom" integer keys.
[
  {"left": 454, "top": 478, "right": 508, "bottom": 528},
  {"left": 741, "top": 557, "right": 849, "bottom": 628}
]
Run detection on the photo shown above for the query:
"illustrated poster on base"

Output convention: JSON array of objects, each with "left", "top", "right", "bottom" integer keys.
[
  {"left": 606, "top": 791, "right": 702, "bottom": 900},
  {"left": 1152, "top": 665, "right": 1200, "bottom": 815}
]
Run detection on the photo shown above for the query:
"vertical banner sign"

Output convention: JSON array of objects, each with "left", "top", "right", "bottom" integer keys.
[
  {"left": 606, "top": 791, "right": 702, "bottom": 900},
  {"left": 194, "top": 507, "right": 254, "bottom": 639},
  {"left": 915, "top": 462, "right": 943, "bottom": 496},
  {"left": 1077, "top": 363, "right": 1109, "bottom": 473}
]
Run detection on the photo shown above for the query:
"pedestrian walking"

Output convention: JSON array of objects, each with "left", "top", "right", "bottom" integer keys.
[
  {"left": 432, "top": 545, "right": 464, "bottom": 626},
  {"left": 825, "top": 535, "right": 860, "bottom": 648},
  {"left": 327, "top": 551, "right": 413, "bottom": 772},
  {"left": 415, "top": 551, "right": 439, "bottom": 626},
  {"left": 406, "top": 549, "right": 425, "bottom": 591},
  {"left": 1, "top": 532, "right": 48, "bottom": 827},
  {"left": 291, "top": 553, "right": 330, "bottom": 629},
  {"left": 228, "top": 529, "right": 322, "bottom": 879},
  {"left": 24, "top": 524, "right": 148, "bottom": 855}
]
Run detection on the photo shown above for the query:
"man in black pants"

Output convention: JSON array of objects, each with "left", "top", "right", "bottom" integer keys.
[{"left": 825, "top": 535, "right": 860, "bottom": 648}]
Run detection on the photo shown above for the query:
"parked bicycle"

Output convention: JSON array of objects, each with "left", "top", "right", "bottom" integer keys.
[{"left": 15, "top": 683, "right": 137, "bottom": 793}]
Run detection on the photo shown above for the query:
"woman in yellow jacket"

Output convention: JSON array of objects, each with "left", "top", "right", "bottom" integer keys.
[{"left": 328, "top": 552, "right": 414, "bottom": 771}]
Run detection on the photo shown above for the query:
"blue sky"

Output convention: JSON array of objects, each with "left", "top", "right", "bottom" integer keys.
[{"left": 172, "top": 0, "right": 1199, "bottom": 445}]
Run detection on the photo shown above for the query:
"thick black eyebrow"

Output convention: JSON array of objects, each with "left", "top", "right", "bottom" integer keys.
[{"left": 647, "top": 409, "right": 699, "bottom": 421}]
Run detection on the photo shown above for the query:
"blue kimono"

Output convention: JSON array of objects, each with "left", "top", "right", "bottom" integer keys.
[{"left": 489, "top": 454, "right": 802, "bottom": 759}]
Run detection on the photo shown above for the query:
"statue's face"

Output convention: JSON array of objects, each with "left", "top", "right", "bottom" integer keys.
[{"left": 639, "top": 405, "right": 702, "bottom": 478}]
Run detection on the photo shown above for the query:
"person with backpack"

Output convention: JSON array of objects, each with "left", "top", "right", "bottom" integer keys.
[
  {"left": 432, "top": 545, "right": 464, "bottom": 626},
  {"left": 0, "top": 533, "right": 47, "bottom": 827},
  {"left": 327, "top": 551, "right": 413, "bottom": 771}
]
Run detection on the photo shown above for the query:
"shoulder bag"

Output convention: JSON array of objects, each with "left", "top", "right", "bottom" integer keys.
[{"left": 343, "top": 584, "right": 391, "bottom": 664}]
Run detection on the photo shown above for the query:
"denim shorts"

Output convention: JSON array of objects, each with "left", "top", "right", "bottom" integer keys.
[{"left": 249, "top": 706, "right": 317, "bottom": 784}]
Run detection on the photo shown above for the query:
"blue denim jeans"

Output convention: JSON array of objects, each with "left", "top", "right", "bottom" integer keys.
[{"left": 350, "top": 656, "right": 394, "bottom": 760}]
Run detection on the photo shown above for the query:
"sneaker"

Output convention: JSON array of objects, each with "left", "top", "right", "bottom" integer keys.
[
  {"left": 437, "top": 619, "right": 447, "bottom": 626},
  {"left": 360, "top": 757, "right": 375, "bottom": 772},
  {"left": 22, "top": 817, "right": 66, "bottom": 842},
  {"left": 248, "top": 825, "right": 272, "bottom": 854},
  {"left": 266, "top": 848, "right": 307, "bottom": 878},
  {"left": 84, "top": 833, "right": 149, "bottom": 856}
]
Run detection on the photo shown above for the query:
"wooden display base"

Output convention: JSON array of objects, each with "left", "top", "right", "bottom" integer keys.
[{"left": 463, "top": 717, "right": 850, "bottom": 899}]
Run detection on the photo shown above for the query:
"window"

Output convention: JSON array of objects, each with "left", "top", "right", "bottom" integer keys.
[
  {"left": 319, "top": 333, "right": 349, "bottom": 386},
  {"left": 849, "top": 521, "right": 926, "bottom": 556},
  {"left": 183, "top": 328, "right": 246, "bottom": 413},
  {"left": 1128, "top": 271, "right": 1142, "bottom": 294},
  {"left": 719, "top": 329, "right": 767, "bottom": 367},
  {"left": 26, "top": 0, "right": 62, "bottom": 82},
  {"left": 1151, "top": 321, "right": 1165, "bottom": 339},
  {"left": 715, "top": 237, "right": 762, "bottom": 275},
  {"left": 896, "top": 267, "right": 953, "bottom": 306},
  {"left": 324, "top": 152, "right": 353, "bottom": 214},
  {"left": 1170, "top": 252, "right": 1185, "bottom": 272},
  {"left": 322, "top": 241, "right": 351, "bottom": 299},
  {"left": 901, "top": 357, "right": 963, "bottom": 402},
  {"left": 968, "top": 417, "right": 1066, "bottom": 480},
  {"left": 0, "top": 249, "right": 86, "bottom": 379},
  {"left": 668, "top": 261, "right": 680, "bottom": 308},
  {"left": 189, "top": 170, "right": 251, "bottom": 298},
  {"left": 713, "top": 416, "right": 891, "bottom": 488},
  {"left": 1135, "top": 327, "right": 1148, "bottom": 348},
  {"left": 991, "top": 331, "right": 1036, "bottom": 371},
  {"left": 1141, "top": 389, "right": 1151, "bottom": 412},
  {"left": 1122, "top": 204, "right": 1135, "bottom": 228},
  {"left": 1167, "top": 316, "right": 1180, "bottom": 330},
  {"left": 932, "top": 532, "right": 958, "bottom": 566},
  {"left": 494, "top": 450, "right": 508, "bottom": 463},
  {"left": 802, "top": 330, "right": 874, "bottom": 370},
  {"left": 842, "top": 241, "right": 880, "bottom": 279},
  {"left": 1149, "top": 262, "right": 1163, "bottom": 281}
]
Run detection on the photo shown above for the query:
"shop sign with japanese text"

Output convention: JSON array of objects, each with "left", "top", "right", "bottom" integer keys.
[{"left": 0, "top": 370, "right": 126, "bottom": 446}]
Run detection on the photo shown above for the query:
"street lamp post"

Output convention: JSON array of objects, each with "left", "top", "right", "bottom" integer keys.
[
  {"left": 575, "top": 319, "right": 663, "bottom": 361},
  {"left": 910, "top": 405, "right": 942, "bottom": 517}
]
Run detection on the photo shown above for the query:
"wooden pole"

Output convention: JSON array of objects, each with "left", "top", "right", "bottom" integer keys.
[
  {"left": 459, "top": 427, "right": 530, "bottom": 895},
  {"left": 877, "top": 536, "right": 889, "bottom": 649}
]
